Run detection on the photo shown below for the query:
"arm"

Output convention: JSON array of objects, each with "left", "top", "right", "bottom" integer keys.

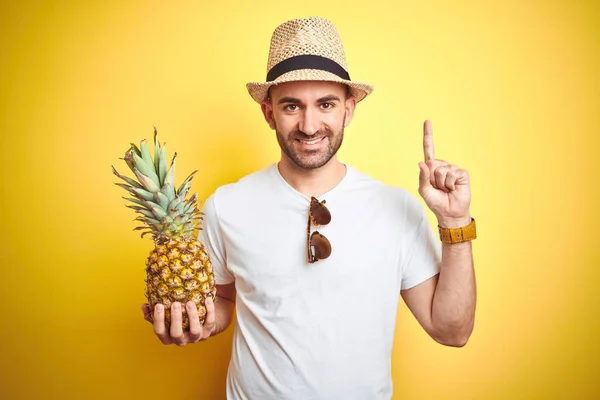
[
  {"left": 211, "top": 282, "right": 236, "bottom": 337},
  {"left": 401, "top": 220, "right": 476, "bottom": 347},
  {"left": 401, "top": 120, "right": 476, "bottom": 347},
  {"left": 141, "top": 282, "right": 236, "bottom": 346}
]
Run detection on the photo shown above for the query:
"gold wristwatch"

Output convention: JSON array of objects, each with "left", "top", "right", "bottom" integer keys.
[{"left": 438, "top": 218, "right": 477, "bottom": 244}]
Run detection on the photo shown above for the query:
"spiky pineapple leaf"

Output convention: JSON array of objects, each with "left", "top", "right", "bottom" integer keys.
[
  {"left": 123, "top": 150, "right": 136, "bottom": 172},
  {"left": 129, "top": 143, "right": 142, "bottom": 157},
  {"left": 114, "top": 183, "right": 135, "bottom": 194},
  {"left": 122, "top": 197, "right": 150, "bottom": 208},
  {"left": 177, "top": 170, "right": 197, "bottom": 195},
  {"left": 186, "top": 193, "right": 198, "bottom": 205},
  {"left": 126, "top": 205, "right": 147, "bottom": 211},
  {"left": 168, "top": 204, "right": 185, "bottom": 219},
  {"left": 177, "top": 185, "right": 191, "bottom": 200},
  {"left": 112, "top": 166, "right": 143, "bottom": 189},
  {"left": 153, "top": 191, "right": 170, "bottom": 211},
  {"left": 145, "top": 201, "right": 168, "bottom": 219},
  {"left": 131, "top": 187, "right": 154, "bottom": 201},
  {"left": 182, "top": 202, "right": 194, "bottom": 214},
  {"left": 160, "top": 182, "right": 176, "bottom": 202},
  {"left": 132, "top": 152, "right": 160, "bottom": 188},
  {"left": 128, "top": 207, "right": 155, "bottom": 219},
  {"left": 166, "top": 196, "right": 182, "bottom": 213},
  {"left": 153, "top": 127, "right": 161, "bottom": 176},
  {"left": 134, "top": 169, "right": 160, "bottom": 192},
  {"left": 135, "top": 216, "right": 161, "bottom": 225},
  {"left": 158, "top": 145, "right": 168, "bottom": 186},
  {"left": 139, "top": 139, "right": 155, "bottom": 174},
  {"left": 181, "top": 225, "right": 195, "bottom": 234},
  {"left": 163, "top": 153, "right": 177, "bottom": 189},
  {"left": 116, "top": 127, "right": 205, "bottom": 240}
]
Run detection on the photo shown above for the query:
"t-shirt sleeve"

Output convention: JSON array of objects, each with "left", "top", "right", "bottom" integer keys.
[
  {"left": 198, "top": 192, "right": 235, "bottom": 284},
  {"left": 399, "top": 194, "right": 442, "bottom": 290}
]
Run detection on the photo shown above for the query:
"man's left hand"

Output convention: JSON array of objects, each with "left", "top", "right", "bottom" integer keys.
[{"left": 418, "top": 120, "right": 471, "bottom": 228}]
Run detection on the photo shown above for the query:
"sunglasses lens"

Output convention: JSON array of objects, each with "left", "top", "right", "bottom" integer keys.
[
  {"left": 310, "top": 200, "right": 331, "bottom": 225},
  {"left": 310, "top": 231, "right": 332, "bottom": 261}
]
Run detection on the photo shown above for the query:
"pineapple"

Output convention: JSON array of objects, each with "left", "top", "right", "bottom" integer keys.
[{"left": 112, "top": 128, "right": 216, "bottom": 330}]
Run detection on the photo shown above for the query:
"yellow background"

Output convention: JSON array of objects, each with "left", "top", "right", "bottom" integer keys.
[{"left": 1, "top": 0, "right": 598, "bottom": 399}]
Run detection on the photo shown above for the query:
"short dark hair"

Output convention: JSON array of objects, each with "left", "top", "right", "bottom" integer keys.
[{"left": 344, "top": 84, "right": 352, "bottom": 99}]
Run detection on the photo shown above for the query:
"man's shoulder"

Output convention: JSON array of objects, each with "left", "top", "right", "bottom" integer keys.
[
  {"left": 207, "top": 163, "right": 276, "bottom": 205},
  {"left": 347, "top": 165, "right": 415, "bottom": 201},
  {"left": 345, "top": 166, "right": 428, "bottom": 229}
]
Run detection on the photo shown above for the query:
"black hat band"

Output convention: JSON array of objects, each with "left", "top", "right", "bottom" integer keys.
[{"left": 266, "top": 55, "right": 351, "bottom": 82}]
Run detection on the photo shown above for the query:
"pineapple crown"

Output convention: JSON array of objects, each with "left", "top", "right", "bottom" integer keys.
[{"left": 112, "top": 127, "right": 202, "bottom": 240}]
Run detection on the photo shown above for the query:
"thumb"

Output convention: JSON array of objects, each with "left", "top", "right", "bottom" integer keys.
[{"left": 418, "top": 162, "right": 431, "bottom": 193}]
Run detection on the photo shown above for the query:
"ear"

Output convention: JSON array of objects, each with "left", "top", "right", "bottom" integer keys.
[
  {"left": 261, "top": 99, "right": 276, "bottom": 130},
  {"left": 343, "top": 95, "right": 357, "bottom": 127}
]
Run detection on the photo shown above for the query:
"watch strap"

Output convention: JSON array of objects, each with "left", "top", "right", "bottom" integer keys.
[{"left": 438, "top": 218, "right": 477, "bottom": 243}]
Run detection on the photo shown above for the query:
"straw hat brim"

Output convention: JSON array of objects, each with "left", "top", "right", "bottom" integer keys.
[{"left": 246, "top": 69, "right": 374, "bottom": 104}]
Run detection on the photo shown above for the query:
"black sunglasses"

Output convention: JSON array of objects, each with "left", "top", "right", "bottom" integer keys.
[{"left": 307, "top": 196, "right": 332, "bottom": 263}]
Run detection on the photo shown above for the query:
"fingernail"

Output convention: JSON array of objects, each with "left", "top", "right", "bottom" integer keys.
[
  {"left": 174, "top": 302, "right": 180, "bottom": 310},
  {"left": 156, "top": 304, "right": 163, "bottom": 313},
  {"left": 187, "top": 303, "right": 194, "bottom": 311},
  {"left": 206, "top": 298, "right": 212, "bottom": 305}
]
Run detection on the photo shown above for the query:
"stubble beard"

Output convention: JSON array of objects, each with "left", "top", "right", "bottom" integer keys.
[{"left": 275, "top": 114, "right": 346, "bottom": 170}]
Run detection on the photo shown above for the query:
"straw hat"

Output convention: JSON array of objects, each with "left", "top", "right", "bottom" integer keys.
[{"left": 246, "top": 16, "right": 374, "bottom": 103}]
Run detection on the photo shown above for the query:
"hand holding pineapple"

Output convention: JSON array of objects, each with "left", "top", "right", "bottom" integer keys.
[
  {"left": 113, "top": 128, "right": 217, "bottom": 339},
  {"left": 141, "top": 298, "right": 216, "bottom": 345}
]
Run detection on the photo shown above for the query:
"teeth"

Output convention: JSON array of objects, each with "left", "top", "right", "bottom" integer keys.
[{"left": 299, "top": 138, "right": 324, "bottom": 145}]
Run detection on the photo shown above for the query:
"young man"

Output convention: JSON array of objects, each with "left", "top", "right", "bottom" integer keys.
[{"left": 142, "top": 16, "right": 476, "bottom": 399}]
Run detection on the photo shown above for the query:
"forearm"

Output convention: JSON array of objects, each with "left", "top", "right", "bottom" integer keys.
[
  {"left": 211, "top": 296, "right": 235, "bottom": 336},
  {"left": 431, "top": 219, "right": 476, "bottom": 346}
]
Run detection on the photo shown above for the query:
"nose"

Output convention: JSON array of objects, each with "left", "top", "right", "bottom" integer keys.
[{"left": 298, "top": 107, "right": 319, "bottom": 136}]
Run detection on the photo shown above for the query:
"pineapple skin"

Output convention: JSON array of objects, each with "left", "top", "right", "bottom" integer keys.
[{"left": 145, "top": 235, "right": 216, "bottom": 330}]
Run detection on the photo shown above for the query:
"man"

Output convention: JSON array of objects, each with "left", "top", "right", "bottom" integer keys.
[{"left": 142, "top": 16, "right": 476, "bottom": 399}]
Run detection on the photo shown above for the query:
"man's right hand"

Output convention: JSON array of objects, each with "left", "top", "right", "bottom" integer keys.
[{"left": 141, "top": 298, "right": 216, "bottom": 346}]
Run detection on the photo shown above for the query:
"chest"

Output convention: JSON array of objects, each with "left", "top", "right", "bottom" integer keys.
[{"left": 221, "top": 201, "right": 404, "bottom": 305}]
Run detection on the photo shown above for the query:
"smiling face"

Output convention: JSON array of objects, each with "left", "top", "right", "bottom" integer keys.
[{"left": 261, "top": 81, "right": 357, "bottom": 170}]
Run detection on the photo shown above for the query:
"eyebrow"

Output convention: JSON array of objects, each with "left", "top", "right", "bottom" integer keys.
[
  {"left": 317, "top": 95, "right": 341, "bottom": 103},
  {"left": 277, "top": 95, "right": 342, "bottom": 105},
  {"left": 278, "top": 97, "right": 302, "bottom": 105}
]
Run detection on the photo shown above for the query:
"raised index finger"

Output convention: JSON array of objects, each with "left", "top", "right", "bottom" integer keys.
[{"left": 423, "top": 120, "right": 435, "bottom": 161}]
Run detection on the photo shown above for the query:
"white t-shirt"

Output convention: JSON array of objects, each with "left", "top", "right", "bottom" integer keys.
[{"left": 198, "top": 163, "right": 441, "bottom": 400}]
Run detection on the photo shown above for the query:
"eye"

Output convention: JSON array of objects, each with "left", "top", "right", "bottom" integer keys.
[
  {"left": 283, "top": 104, "right": 300, "bottom": 112},
  {"left": 320, "top": 102, "right": 334, "bottom": 110}
]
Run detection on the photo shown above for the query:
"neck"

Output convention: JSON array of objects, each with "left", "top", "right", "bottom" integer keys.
[{"left": 277, "top": 155, "right": 346, "bottom": 198}]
